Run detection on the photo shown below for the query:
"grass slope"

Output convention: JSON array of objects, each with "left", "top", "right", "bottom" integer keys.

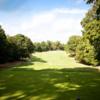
[{"left": 0, "top": 51, "right": 100, "bottom": 100}]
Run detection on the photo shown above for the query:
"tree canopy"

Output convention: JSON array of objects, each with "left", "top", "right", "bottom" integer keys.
[
  {"left": 0, "top": 26, "right": 34, "bottom": 63},
  {"left": 0, "top": 26, "right": 8, "bottom": 63},
  {"left": 66, "top": 35, "right": 82, "bottom": 57},
  {"left": 66, "top": 0, "right": 100, "bottom": 66}
]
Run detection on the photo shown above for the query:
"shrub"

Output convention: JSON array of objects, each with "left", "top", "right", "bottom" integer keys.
[
  {"left": 75, "top": 39, "right": 99, "bottom": 66},
  {"left": 66, "top": 35, "right": 82, "bottom": 57}
]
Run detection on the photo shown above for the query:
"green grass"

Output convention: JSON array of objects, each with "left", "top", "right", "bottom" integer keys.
[
  {"left": 0, "top": 50, "right": 100, "bottom": 100},
  {"left": 14, "top": 50, "right": 92, "bottom": 70}
]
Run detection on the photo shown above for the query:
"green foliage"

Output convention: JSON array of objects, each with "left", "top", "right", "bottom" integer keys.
[
  {"left": 83, "top": 19, "right": 100, "bottom": 60},
  {"left": 83, "top": 20, "right": 100, "bottom": 44},
  {"left": 0, "top": 26, "right": 6, "bottom": 40},
  {"left": 0, "top": 26, "right": 8, "bottom": 63},
  {"left": 53, "top": 41, "right": 64, "bottom": 50},
  {"left": 34, "top": 42, "right": 43, "bottom": 52},
  {"left": 85, "top": 0, "right": 95, "bottom": 4},
  {"left": 33, "top": 41, "right": 64, "bottom": 52},
  {"left": 66, "top": 35, "right": 82, "bottom": 57},
  {"left": 67, "top": 20, "right": 100, "bottom": 66},
  {"left": 82, "top": 19, "right": 100, "bottom": 64},
  {"left": 73, "top": 0, "right": 100, "bottom": 66},
  {"left": 81, "top": 8, "right": 95, "bottom": 27},
  {"left": 76, "top": 39, "right": 99, "bottom": 66},
  {"left": 40, "top": 41, "right": 49, "bottom": 51},
  {"left": 83, "top": 0, "right": 100, "bottom": 24},
  {"left": 10, "top": 34, "right": 34, "bottom": 59},
  {"left": 0, "top": 26, "right": 34, "bottom": 63},
  {"left": 82, "top": 0, "right": 100, "bottom": 28},
  {"left": 7, "top": 36, "right": 19, "bottom": 61}
]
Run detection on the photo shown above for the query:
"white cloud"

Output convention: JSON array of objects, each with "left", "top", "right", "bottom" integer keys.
[
  {"left": 0, "top": 8, "right": 87, "bottom": 43},
  {"left": 75, "top": 0, "right": 83, "bottom": 4},
  {"left": 54, "top": 8, "right": 86, "bottom": 14}
]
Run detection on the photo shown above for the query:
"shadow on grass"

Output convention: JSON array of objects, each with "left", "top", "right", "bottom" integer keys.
[
  {"left": 31, "top": 55, "right": 47, "bottom": 63},
  {"left": 0, "top": 55, "right": 47, "bottom": 69},
  {"left": 0, "top": 67, "right": 100, "bottom": 100},
  {"left": 13, "top": 55, "right": 47, "bottom": 68}
]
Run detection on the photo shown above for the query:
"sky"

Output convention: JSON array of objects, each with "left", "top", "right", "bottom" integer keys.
[{"left": 0, "top": 0, "right": 89, "bottom": 43}]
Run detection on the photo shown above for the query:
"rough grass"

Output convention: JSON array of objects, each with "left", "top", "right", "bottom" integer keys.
[{"left": 0, "top": 50, "right": 100, "bottom": 100}]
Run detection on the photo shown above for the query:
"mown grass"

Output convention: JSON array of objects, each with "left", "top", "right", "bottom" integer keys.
[
  {"left": 14, "top": 50, "right": 92, "bottom": 70},
  {"left": 0, "top": 51, "right": 100, "bottom": 100}
]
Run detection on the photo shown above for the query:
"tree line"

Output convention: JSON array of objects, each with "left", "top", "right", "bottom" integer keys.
[
  {"left": 0, "top": 26, "right": 64, "bottom": 64},
  {"left": 0, "top": 26, "right": 34, "bottom": 63},
  {"left": 33, "top": 41, "right": 64, "bottom": 52},
  {"left": 0, "top": 0, "right": 99, "bottom": 66},
  {"left": 66, "top": 0, "right": 100, "bottom": 66}
]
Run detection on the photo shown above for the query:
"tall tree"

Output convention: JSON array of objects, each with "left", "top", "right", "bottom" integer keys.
[
  {"left": 84, "top": 0, "right": 100, "bottom": 19},
  {"left": 10, "top": 34, "right": 34, "bottom": 60},
  {"left": 66, "top": 35, "right": 82, "bottom": 57},
  {"left": 0, "top": 26, "right": 8, "bottom": 63},
  {"left": 76, "top": 38, "right": 98, "bottom": 66},
  {"left": 77, "top": 0, "right": 100, "bottom": 65}
]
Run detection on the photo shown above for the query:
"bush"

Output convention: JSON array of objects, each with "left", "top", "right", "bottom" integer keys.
[
  {"left": 9, "top": 34, "right": 34, "bottom": 60},
  {"left": 83, "top": 20, "right": 100, "bottom": 60},
  {"left": 66, "top": 35, "right": 82, "bottom": 57},
  {"left": 75, "top": 39, "right": 99, "bottom": 66}
]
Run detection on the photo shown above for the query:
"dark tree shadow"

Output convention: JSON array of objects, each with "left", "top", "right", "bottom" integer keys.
[
  {"left": 31, "top": 55, "right": 47, "bottom": 63},
  {"left": 0, "top": 67, "right": 100, "bottom": 100},
  {"left": 0, "top": 55, "right": 47, "bottom": 69}
]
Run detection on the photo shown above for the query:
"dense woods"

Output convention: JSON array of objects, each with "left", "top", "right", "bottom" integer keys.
[{"left": 0, "top": 26, "right": 34, "bottom": 63}]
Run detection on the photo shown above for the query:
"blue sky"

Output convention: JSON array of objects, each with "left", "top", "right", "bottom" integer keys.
[{"left": 0, "top": 0, "right": 89, "bottom": 43}]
